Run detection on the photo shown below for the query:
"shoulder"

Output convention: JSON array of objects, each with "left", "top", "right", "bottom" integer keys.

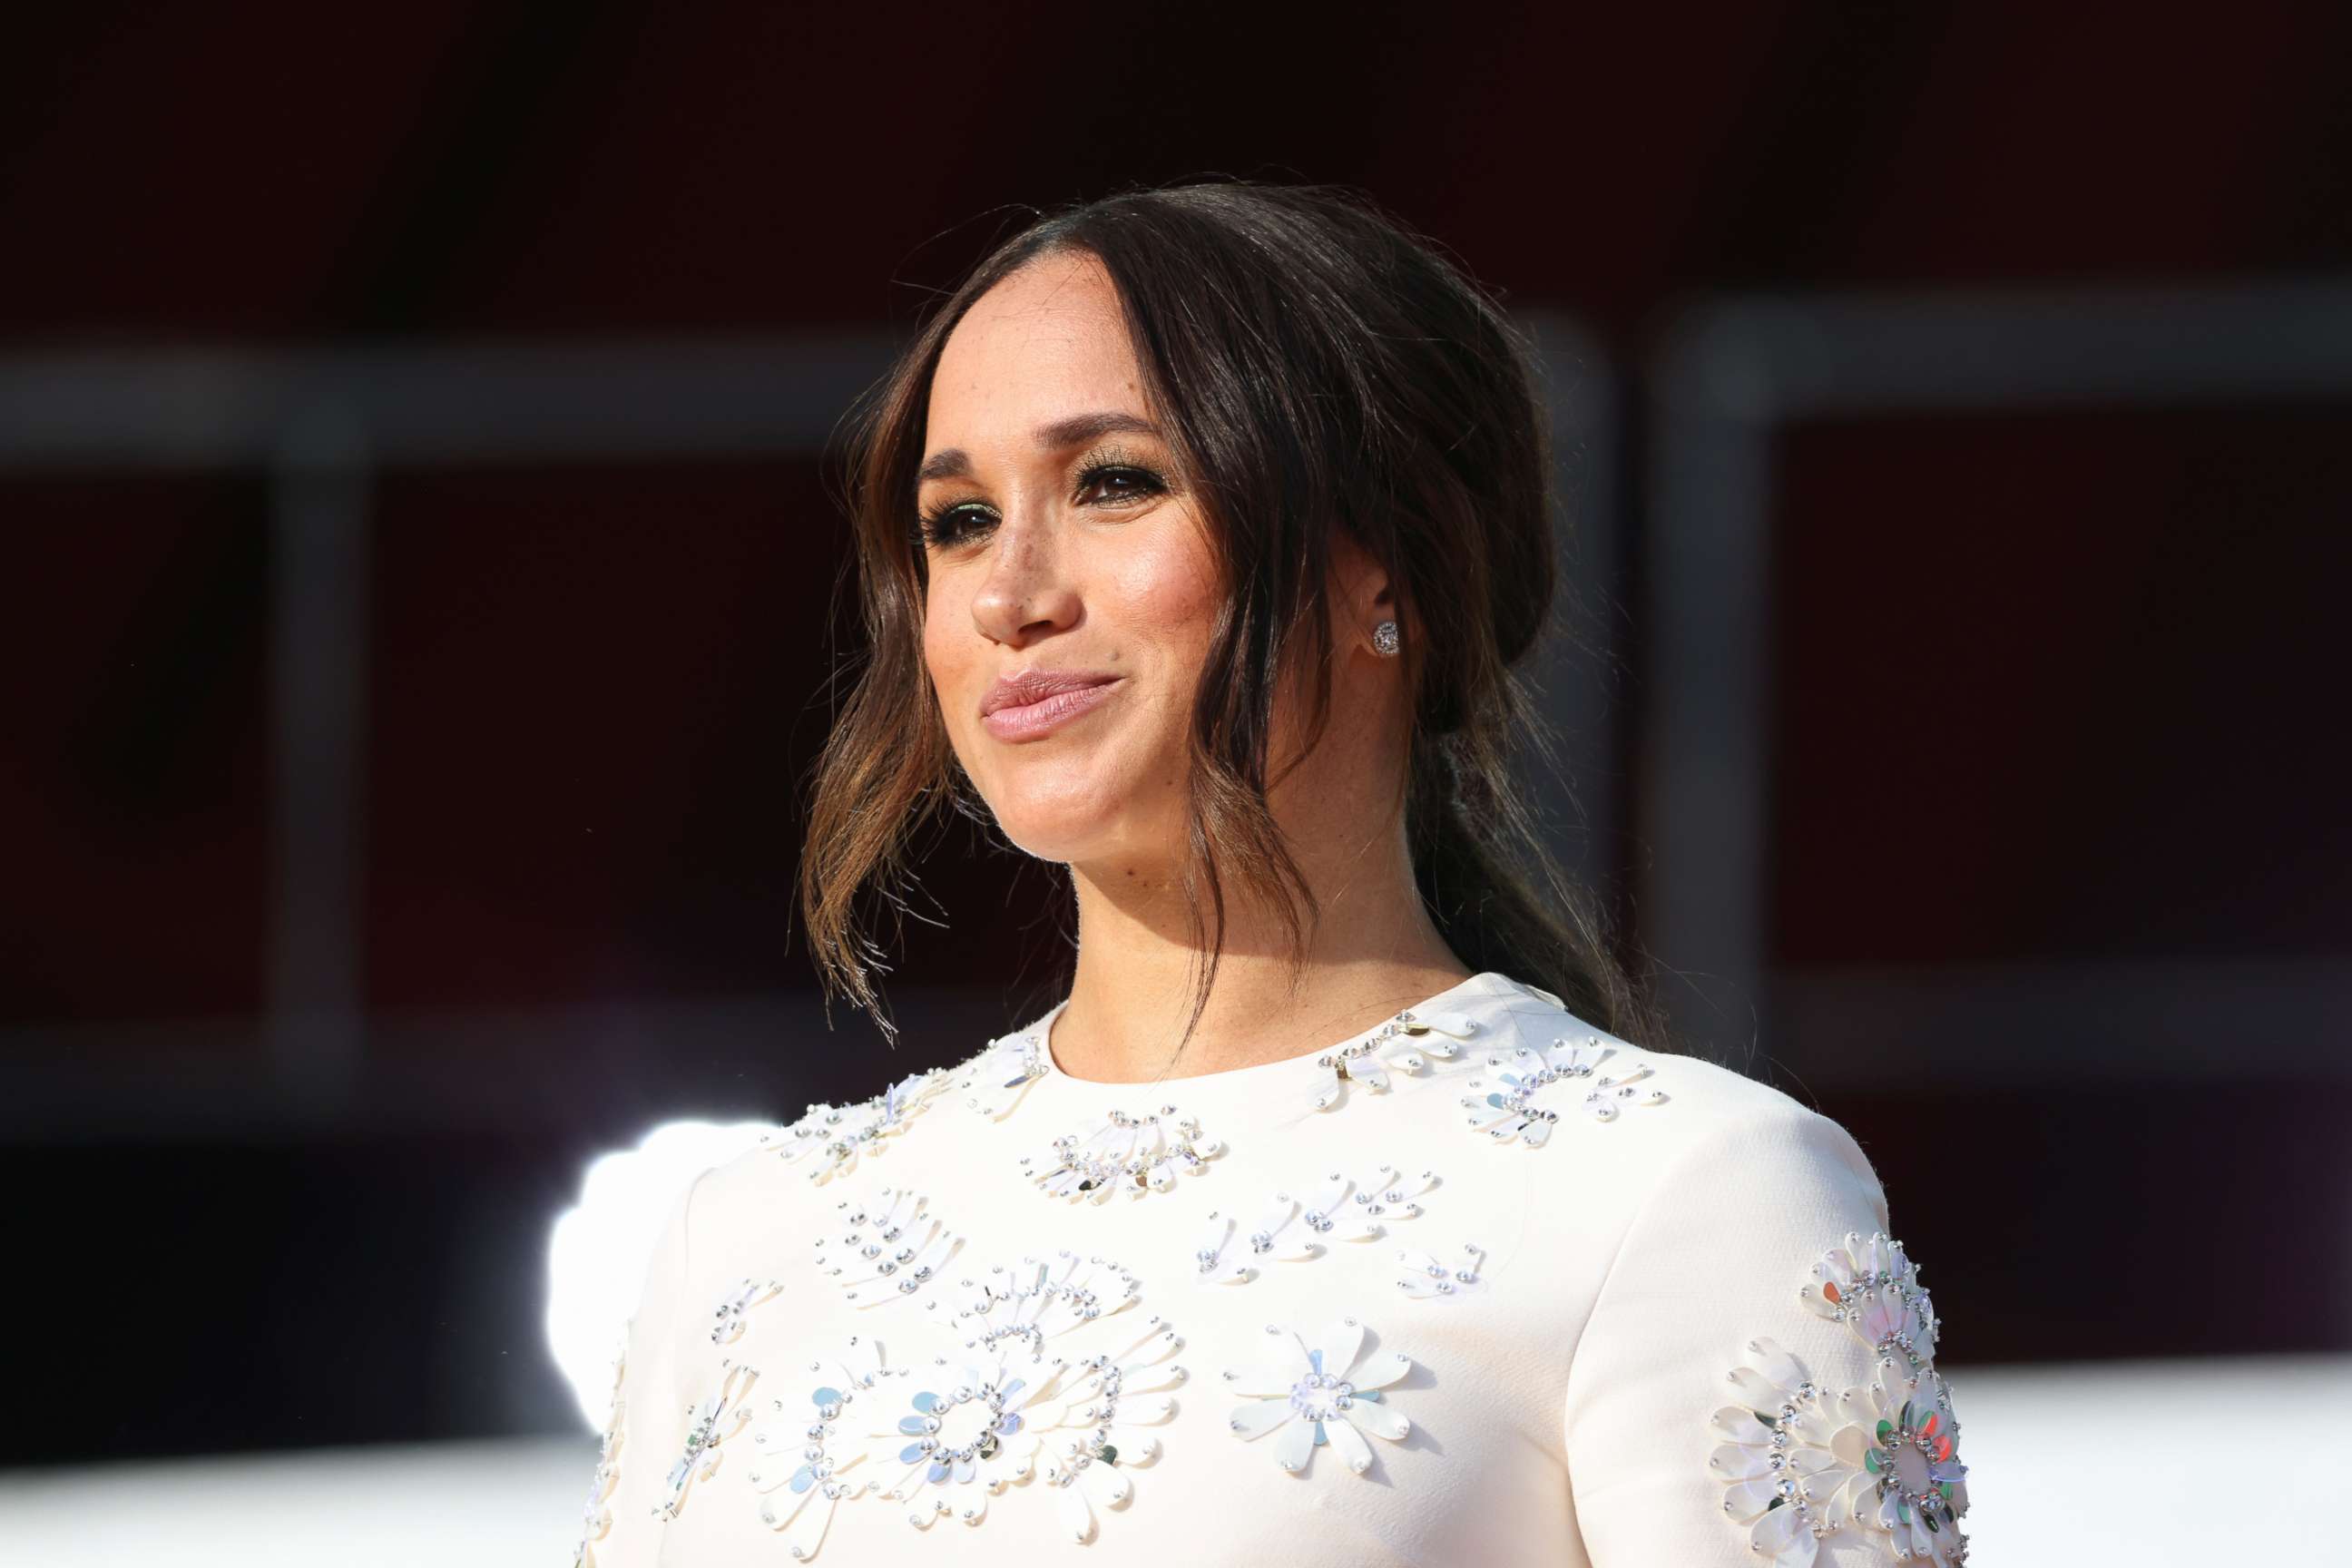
[
  {"left": 1461, "top": 976, "right": 1886, "bottom": 1227},
  {"left": 1523, "top": 994, "right": 1972, "bottom": 1561}
]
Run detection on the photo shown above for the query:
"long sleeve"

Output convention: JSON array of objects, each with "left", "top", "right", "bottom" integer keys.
[
  {"left": 578, "top": 1166, "right": 710, "bottom": 1568},
  {"left": 1563, "top": 1102, "right": 1972, "bottom": 1567}
]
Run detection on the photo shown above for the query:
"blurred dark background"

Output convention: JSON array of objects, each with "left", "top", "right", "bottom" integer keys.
[{"left": 4, "top": 0, "right": 2346, "bottom": 1475}]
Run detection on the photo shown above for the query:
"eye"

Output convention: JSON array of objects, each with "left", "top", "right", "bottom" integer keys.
[
  {"left": 1074, "top": 463, "right": 1167, "bottom": 508},
  {"left": 915, "top": 500, "right": 998, "bottom": 549}
]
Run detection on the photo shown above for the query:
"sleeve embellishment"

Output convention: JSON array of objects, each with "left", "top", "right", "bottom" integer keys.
[
  {"left": 659, "top": 1359, "right": 759, "bottom": 1522},
  {"left": 1460, "top": 1034, "right": 1666, "bottom": 1147},
  {"left": 1223, "top": 1318, "right": 1418, "bottom": 1478},
  {"left": 1023, "top": 1104, "right": 1226, "bottom": 1201},
  {"left": 571, "top": 1345, "right": 626, "bottom": 1566},
  {"left": 1306, "top": 1005, "right": 1485, "bottom": 1112},
  {"left": 1798, "top": 1231, "right": 1942, "bottom": 1377},
  {"left": 1191, "top": 1164, "right": 1435, "bottom": 1285},
  {"left": 1709, "top": 1231, "right": 1972, "bottom": 1566}
]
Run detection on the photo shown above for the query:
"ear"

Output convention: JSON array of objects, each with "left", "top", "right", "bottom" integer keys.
[{"left": 1331, "top": 528, "right": 1397, "bottom": 648}]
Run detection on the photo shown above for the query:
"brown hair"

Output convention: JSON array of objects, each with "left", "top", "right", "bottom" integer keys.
[{"left": 799, "top": 181, "right": 1659, "bottom": 1053}]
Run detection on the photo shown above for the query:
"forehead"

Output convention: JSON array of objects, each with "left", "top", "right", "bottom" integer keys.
[{"left": 926, "top": 252, "right": 1145, "bottom": 439}]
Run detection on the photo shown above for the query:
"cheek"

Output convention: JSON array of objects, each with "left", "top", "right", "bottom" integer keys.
[{"left": 1106, "top": 517, "right": 1220, "bottom": 662}]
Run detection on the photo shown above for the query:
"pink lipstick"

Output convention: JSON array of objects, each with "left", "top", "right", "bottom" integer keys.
[{"left": 979, "top": 671, "right": 1122, "bottom": 741}]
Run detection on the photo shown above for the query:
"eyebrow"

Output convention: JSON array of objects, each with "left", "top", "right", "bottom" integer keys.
[{"left": 915, "top": 411, "right": 1161, "bottom": 485}]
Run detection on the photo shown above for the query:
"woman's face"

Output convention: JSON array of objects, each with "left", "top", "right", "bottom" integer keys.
[{"left": 917, "top": 251, "right": 1221, "bottom": 868}]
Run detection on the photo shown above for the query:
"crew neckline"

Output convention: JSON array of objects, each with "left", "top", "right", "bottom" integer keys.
[{"left": 1021, "top": 968, "right": 1534, "bottom": 1102}]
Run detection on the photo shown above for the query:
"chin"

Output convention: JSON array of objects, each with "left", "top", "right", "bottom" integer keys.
[
  {"left": 980, "top": 768, "right": 1166, "bottom": 867},
  {"left": 989, "top": 801, "right": 1122, "bottom": 865}
]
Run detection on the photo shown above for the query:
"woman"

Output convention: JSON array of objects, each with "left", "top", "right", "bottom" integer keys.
[{"left": 575, "top": 182, "right": 1969, "bottom": 1567}]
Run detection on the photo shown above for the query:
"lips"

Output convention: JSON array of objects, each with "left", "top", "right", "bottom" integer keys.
[
  {"left": 978, "top": 670, "right": 1123, "bottom": 741},
  {"left": 979, "top": 669, "right": 1121, "bottom": 718}
]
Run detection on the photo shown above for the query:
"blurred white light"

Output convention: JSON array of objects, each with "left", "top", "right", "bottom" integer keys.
[{"left": 544, "top": 1119, "right": 779, "bottom": 1430}]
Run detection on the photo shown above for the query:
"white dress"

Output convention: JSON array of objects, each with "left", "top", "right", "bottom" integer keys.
[{"left": 575, "top": 970, "right": 1972, "bottom": 1567}]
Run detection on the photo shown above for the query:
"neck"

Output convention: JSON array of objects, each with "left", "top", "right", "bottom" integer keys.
[{"left": 1050, "top": 812, "right": 1473, "bottom": 1083}]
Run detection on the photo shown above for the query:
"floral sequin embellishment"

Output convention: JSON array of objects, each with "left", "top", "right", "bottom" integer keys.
[
  {"left": 1223, "top": 1318, "right": 1416, "bottom": 1478},
  {"left": 942, "top": 1251, "right": 1146, "bottom": 1356},
  {"left": 1459, "top": 1034, "right": 1664, "bottom": 1146},
  {"left": 873, "top": 1255, "right": 1183, "bottom": 1544},
  {"left": 1305, "top": 1005, "right": 1485, "bottom": 1112},
  {"left": 1395, "top": 1241, "right": 1489, "bottom": 1301},
  {"left": 1024, "top": 1105, "right": 1224, "bottom": 1201},
  {"left": 744, "top": 1339, "right": 891, "bottom": 1560},
  {"left": 1711, "top": 1340, "right": 1969, "bottom": 1565},
  {"left": 658, "top": 1360, "right": 759, "bottom": 1521},
  {"left": 1192, "top": 1165, "right": 1435, "bottom": 1285},
  {"left": 710, "top": 1277, "right": 779, "bottom": 1345},
  {"left": 1798, "top": 1230, "right": 1941, "bottom": 1376},
  {"left": 961, "top": 1029, "right": 1049, "bottom": 1121},
  {"left": 809, "top": 1188, "right": 963, "bottom": 1308},
  {"left": 769, "top": 1069, "right": 949, "bottom": 1186},
  {"left": 573, "top": 1346, "right": 626, "bottom": 1566},
  {"left": 1709, "top": 1230, "right": 1971, "bottom": 1566},
  {"left": 1844, "top": 1371, "right": 1968, "bottom": 1559}
]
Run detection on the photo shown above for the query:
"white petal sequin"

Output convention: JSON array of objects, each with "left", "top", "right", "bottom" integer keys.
[
  {"left": 1797, "top": 1230, "right": 1943, "bottom": 1377},
  {"left": 1227, "top": 1398, "right": 1294, "bottom": 1439},
  {"left": 709, "top": 1277, "right": 779, "bottom": 1345},
  {"left": 959, "top": 1029, "right": 1049, "bottom": 1122},
  {"left": 809, "top": 1188, "right": 963, "bottom": 1308},
  {"left": 1025, "top": 1105, "right": 1224, "bottom": 1202},
  {"left": 1458, "top": 1034, "right": 1665, "bottom": 1147},
  {"left": 1222, "top": 1318, "right": 1419, "bottom": 1480},
  {"left": 744, "top": 1339, "right": 890, "bottom": 1561},
  {"left": 1306, "top": 1005, "right": 1486, "bottom": 1112},
  {"left": 658, "top": 1359, "right": 758, "bottom": 1521},
  {"left": 1394, "top": 1241, "right": 1490, "bottom": 1302},
  {"left": 767, "top": 1070, "right": 950, "bottom": 1186},
  {"left": 1191, "top": 1164, "right": 1435, "bottom": 1284}
]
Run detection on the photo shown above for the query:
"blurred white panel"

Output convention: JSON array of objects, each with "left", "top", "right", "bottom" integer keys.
[
  {"left": 0, "top": 1356, "right": 2340, "bottom": 1564},
  {"left": 543, "top": 1118, "right": 779, "bottom": 1430},
  {"left": 0, "top": 1438, "right": 588, "bottom": 1568},
  {"left": 1946, "top": 1354, "right": 2348, "bottom": 1563}
]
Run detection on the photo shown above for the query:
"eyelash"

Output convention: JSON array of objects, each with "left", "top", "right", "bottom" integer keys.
[{"left": 913, "top": 447, "right": 1169, "bottom": 549}]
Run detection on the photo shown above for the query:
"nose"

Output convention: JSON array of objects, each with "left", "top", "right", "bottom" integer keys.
[{"left": 969, "top": 510, "right": 1081, "bottom": 647}]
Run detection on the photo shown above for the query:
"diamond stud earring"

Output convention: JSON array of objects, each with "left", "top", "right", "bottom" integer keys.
[{"left": 1372, "top": 620, "right": 1400, "bottom": 657}]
